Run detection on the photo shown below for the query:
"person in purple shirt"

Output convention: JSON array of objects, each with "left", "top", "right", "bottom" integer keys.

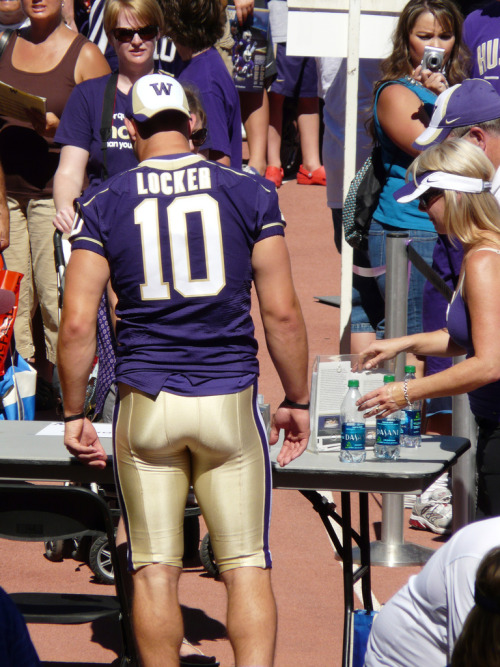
[
  {"left": 463, "top": 1, "right": 500, "bottom": 94},
  {"left": 53, "top": 0, "right": 166, "bottom": 232},
  {"left": 165, "top": 0, "right": 242, "bottom": 168},
  {"left": 57, "top": 73, "right": 309, "bottom": 667},
  {"left": 357, "top": 139, "right": 500, "bottom": 519}
]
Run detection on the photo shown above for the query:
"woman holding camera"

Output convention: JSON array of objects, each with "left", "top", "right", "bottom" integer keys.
[
  {"left": 355, "top": 0, "right": 468, "bottom": 369},
  {"left": 358, "top": 139, "right": 500, "bottom": 519}
]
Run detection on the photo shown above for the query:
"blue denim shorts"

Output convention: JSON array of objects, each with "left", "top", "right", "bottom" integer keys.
[
  {"left": 367, "top": 219, "right": 438, "bottom": 338},
  {"left": 331, "top": 209, "right": 384, "bottom": 334}
]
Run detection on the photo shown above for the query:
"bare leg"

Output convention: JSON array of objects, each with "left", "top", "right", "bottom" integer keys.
[
  {"left": 296, "top": 96, "right": 321, "bottom": 173},
  {"left": 267, "top": 91, "right": 285, "bottom": 169},
  {"left": 132, "top": 563, "right": 183, "bottom": 667},
  {"left": 240, "top": 90, "right": 269, "bottom": 175},
  {"left": 222, "top": 566, "right": 277, "bottom": 667}
]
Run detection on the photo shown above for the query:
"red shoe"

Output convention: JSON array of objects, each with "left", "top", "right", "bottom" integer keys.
[
  {"left": 265, "top": 165, "right": 284, "bottom": 188},
  {"left": 296, "top": 164, "right": 326, "bottom": 186}
]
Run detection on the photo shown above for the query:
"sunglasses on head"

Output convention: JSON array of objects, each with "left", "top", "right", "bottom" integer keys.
[
  {"left": 190, "top": 127, "right": 208, "bottom": 147},
  {"left": 111, "top": 25, "right": 158, "bottom": 43},
  {"left": 418, "top": 187, "right": 443, "bottom": 210}
]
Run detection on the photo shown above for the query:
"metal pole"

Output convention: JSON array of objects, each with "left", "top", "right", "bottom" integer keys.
[
  {"left": 451, "top": 356, "right": 477, "bottom": 531},
  {"left": 370, "top": 233, "right": 434, "bottom": 565}
]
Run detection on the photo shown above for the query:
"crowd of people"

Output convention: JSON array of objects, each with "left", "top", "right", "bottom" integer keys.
[{"left": 4, "top": 0, "right": 500, "bottom": 664}]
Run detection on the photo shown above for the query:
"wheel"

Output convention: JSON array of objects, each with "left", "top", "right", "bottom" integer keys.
[
  {"left": 44, "top": 539, "right": 73, "bottom": 562},
  {"left": 89, "top": 534, "right": 114, "bottom": 585},
  {"left": 200, "top": 533, "right": 219, "bottom": 578}
]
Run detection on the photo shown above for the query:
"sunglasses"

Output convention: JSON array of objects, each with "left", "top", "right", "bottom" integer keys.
[
  {"left": 111, "top": 25, "right": 158, "bottom": 43},
  {"left": 190, "top": 127, "right": 208, "bottom": 147},
  {"left": 418, "top": 187, "right": 443, "bottom": 210}
]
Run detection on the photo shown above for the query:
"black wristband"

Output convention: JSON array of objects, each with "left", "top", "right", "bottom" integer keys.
[
  {"left": 63, "top": 412, "right": 86, "bottom": 423},
  {"left": 283, "top": 397, "right": 310, "bottom": 410}
]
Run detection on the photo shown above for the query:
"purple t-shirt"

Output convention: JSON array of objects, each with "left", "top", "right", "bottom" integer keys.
[
  {"left": 55, "top": 74, "right": 137, "bottom": 188},
  {"left": 71, "top": 153, "right": 285, "bottom": 397},
  {"left": 179, "top": 48, "right": 242, "bottom": 168},
  {"left": 463, "top": 1, "right": 500, "bottom": 92}
]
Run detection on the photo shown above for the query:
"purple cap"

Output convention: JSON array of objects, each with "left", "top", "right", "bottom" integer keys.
[{"left": 413, "top": 79, "right": 500, "bottom": 150}]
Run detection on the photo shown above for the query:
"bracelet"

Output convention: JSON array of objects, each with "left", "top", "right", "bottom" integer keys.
[
  {"left": 403, "top": 380, "right": 412, "bottom": 408},
  {"left": 63, "top": 412, "right": 85, "bottom": 423},
  {"left": 283, "top": 396, "right": 310, "bottom": 410}
]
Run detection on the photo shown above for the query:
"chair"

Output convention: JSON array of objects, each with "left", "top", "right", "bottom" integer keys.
[{"left": 0, "top": 482, "right": 137, "bottom": 665}]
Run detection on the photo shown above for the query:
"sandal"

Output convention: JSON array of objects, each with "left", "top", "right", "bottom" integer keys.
[
  {"left": 296, "top": 164, "right": 326, "bottom": 186},
  {"left": 180, "top": 638, "right": 219, "bottom": 666}
]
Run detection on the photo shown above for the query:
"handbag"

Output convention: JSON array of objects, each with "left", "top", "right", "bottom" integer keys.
[
  {"left": 343, "top": 145, "right": 386, "bottom": 251},
  {"left": 0, "top": 346, "right": 36, "bottom": 420}
]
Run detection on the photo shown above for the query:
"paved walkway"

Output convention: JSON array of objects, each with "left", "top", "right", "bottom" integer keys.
[{"left": 0, "top": 172, "right": 446, "bottom": 666}]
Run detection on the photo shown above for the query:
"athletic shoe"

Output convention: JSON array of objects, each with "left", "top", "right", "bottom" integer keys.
[
  {"left": 296, "top": 164, "right": 326, "bottom": 186},
  {"left": 242, "top": 164, "right": 259, "bottom": 176},
  {"left": 265, "top": 166, "right": 284, "bottom": 188},
  {"left": 409, "top": 488, "right": 452, "bottom": 535}
]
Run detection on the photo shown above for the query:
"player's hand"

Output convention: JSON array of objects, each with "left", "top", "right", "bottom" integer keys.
[
  {"left": 270, "top": 405, "right": 310, "bottom": 467},
  {"left": 53, "top": 206, "right": 75, "bottom": 233},
  {"left": 234, "top": 0, "right": 254, "bottom": 25},
  {"left": 64, "top": 418, "right": 108, "bottom": 468}
]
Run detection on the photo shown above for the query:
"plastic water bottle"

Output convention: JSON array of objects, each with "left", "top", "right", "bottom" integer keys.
[
  {"left": 375, "top": 375, "right": 400, "bottom": 460},
  {"left": 400, "top": 365, "right": 422, "bottom": 448},
  {"left": 340, "top": 379, "right": 366, "bottom": 463}
]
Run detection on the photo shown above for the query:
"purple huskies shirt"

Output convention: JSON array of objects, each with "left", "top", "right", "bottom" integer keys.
[
  {"left": 463, "top": 1, "right": 500, "bottom": 93},
  {"left": 71, "top": 154, "right": 285, "bottom": 396}
]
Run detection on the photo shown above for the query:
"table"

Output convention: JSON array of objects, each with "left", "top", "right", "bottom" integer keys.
[
  {"left": 270, "top": 434, "right": 470, "bottom": 667},
  {"left": 0, "top": 422, "right": 470, "bottom": 667},
  {"left": 0, "top": 420, "right": 115, "bottom": 485}
]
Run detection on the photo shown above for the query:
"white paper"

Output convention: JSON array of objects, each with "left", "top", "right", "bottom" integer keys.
[
  {"left": 311, "top": 356, "right": 386, "bottom": 452},
  {"left": 36, "top": 422, "right": 113, "bottom": 438}
]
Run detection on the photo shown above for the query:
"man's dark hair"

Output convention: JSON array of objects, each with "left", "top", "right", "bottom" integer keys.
[
  {"left": 135, "top": 110, "right": 189, "bottom": 139},
  {"left": 163, "top": 0, "right": 225, "bottom": 52}
]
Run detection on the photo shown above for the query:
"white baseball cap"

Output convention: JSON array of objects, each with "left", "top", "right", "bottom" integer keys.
[{"left": 127, "top": 73, "right": 191, "bottom": 122}]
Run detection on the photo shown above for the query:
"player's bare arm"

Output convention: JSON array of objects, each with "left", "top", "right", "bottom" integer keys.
[
  {"left": 57, "top": 247, "right": 110, "bottom": 466},
  {"left": 252, "top": 235, "right": 310, "bottom": 465}
]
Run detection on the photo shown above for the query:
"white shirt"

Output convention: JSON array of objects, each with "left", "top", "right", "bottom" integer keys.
[{"left": 364, "top": 517, "right": 500, "bottom": 667}]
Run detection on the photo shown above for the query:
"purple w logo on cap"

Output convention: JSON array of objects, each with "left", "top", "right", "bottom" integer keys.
[{"left": 150, "top": 82, "right": 172, "bottom": 96}]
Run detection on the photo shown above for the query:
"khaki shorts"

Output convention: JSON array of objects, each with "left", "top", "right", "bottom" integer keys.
[{"left": 114, "top": 382, "right": 272, "bottom": 574}]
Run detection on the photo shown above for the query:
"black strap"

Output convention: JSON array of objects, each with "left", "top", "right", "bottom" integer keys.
[
  {"left": 407, "top": 242, "right": 453, "bottom": 303},
  {"left": 0, "top": 29, "right": 14, "bottom": 59},
  {"left": 100, "top": 72, "right": 118, "bottom": 182}
]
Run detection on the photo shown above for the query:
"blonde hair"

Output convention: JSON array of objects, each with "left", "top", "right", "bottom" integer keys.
[
  {"left": 103, "top": 0, "right": 165, "bottom": 37},
  {"left": 407, "top": 139, "right": 500, "bottom": 247}
]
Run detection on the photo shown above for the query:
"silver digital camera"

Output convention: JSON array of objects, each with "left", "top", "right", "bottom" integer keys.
[{"left": 421, "top": 45, "right": 445, "bottom": 72}]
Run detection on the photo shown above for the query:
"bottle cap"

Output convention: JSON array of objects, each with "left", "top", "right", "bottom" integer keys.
[
  {"left": 404, "top": 365, "right": 416, "bottom": 373},
  {"left": 348, "top": 379, "right": 359, "bottom": 387},
  {"left": 383, "top": 374, "right": 395, "bottom": 383}
]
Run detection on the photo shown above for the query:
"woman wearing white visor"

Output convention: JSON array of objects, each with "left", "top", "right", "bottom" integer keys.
[{"left": 357, "top": 138, "right": 500, "bottom": 518}]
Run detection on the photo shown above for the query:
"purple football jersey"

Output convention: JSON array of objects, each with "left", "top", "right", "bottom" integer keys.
[{"left": 72, "top": 154, "right": 285, "bottom": 396}]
